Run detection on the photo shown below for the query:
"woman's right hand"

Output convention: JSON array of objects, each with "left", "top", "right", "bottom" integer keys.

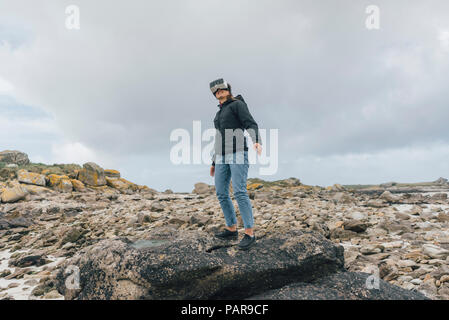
[{"left": 210, "top": 166, "right": 215, "bottom": 177}]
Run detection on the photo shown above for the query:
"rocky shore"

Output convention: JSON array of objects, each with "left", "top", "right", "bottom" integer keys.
[{"left": 0, "top": 150, "right": 448, "bottom": 300}]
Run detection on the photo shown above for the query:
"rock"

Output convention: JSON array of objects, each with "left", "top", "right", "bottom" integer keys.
[
  {"left": 1, "top": 184, "right": 27, "bottom": 203},
  {"left": 329, "top": 228, "right": 358, "bottom": 241},
  {"left": 0, "top": 150, "right": 30, "bottom": 165},
  {"left": 106, "top": 177, "right": 138, "bottom": 192},
  {"left": 77, "top": 162, "right": 106, "bottom": 187},
  {"left": 20, "top": 184, "right": 54, "bottom": 196},
  {"left": 17, "top": 170, "right": 46, "bottom": 186},
  {"left": 431, "top": 193, "right": 448, "bottom": 201},
  {"left": 360, "top": 245, "right": 383, "bottom": 255},
  {"left": 378, "top": 220, "right": 412, "bottom": 235},
  {"left": 9, "top": 254, "right": 49, "bottom": 268},
  {"left": 247, "top": 183, "right": 263, "bottom": 191},
  {"left": 104, "top": 169, "right": 121, "bottom": 178},
  {"left": 55, "top": 229, "right": 345, "bottom": 299},
  {"left": 422, "top": 244, "right": 449, "bottom": 260},
  {"left": 150, "top": 202, "right": 165, "bottom": 212},
  {"left": 70, "top": 179, "right": 86, "bottom": 192},
  {"left": 379, "top": 191, "right": 400, "bottom": 202},
  {"left": 380, "top": 182, "right": 397, "bottom": 188},
  {"left": 55, "top": 178, "right": 73, "bottom": 193},
  {"left": 434, "top": 177, "right": 448, "bottom": 185},
  {"left": 331, "top": 192, "right": 355, "bottom": 204},
  {"left": 43, "top": 290, "right": 64, "bottom": 300},
  {"left": 248, "top": 272, "right": 428, "bottom": 300},
  {"left": 46, "top": 174, "right": 67, "bottom": 187},
  {"left": 343, "top": 220, "right": 369, "bottom": 233},
  {"left": 365, "top": 199, "right": 388, "bottom": 208},
  {"left": 192, "top": 182, "right": 214, "bottom": 194},
  {"left": 282, "top": 177, "right": 301, "bottom": 186},
  {"left": 394, "top": 212, "right": 411, "bottom": 220},
  {"left": 0, "top": 217, "right": 33, "bottom": 229},
  {"left": 61, "top": 228, "right": 86, "bottom": 245},
  {"left": 408, "top": 205, "right": 423, "bottom": 215}
]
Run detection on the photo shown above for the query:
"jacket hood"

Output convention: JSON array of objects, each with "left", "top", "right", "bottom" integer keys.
[{"left": 235, "top": 94, "right": 246, "bottom": 103}]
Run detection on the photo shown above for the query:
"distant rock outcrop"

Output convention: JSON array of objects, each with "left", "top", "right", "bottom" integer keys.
[{"left": 0, "top": 150, "right": 30, "bottom": 166}]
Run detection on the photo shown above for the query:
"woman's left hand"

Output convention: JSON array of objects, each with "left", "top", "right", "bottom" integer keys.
[{"left": 254, "top": 143, "right": 262, "bottom": 156}]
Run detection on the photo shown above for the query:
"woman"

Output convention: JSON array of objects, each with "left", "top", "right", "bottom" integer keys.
[{"left": 209, "top": 78, "right": 262, "bottom": 250}]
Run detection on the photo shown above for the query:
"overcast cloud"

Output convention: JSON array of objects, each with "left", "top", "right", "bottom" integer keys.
[{"left": 1, "top": 0, "right": 449, "bottom": 192}]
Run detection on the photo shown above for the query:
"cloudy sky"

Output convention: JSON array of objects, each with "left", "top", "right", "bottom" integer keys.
[{"left": 1, "top": 0, "right": 449, "bottom": 192}]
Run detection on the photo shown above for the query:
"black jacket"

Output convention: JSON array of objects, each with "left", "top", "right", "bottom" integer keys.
[{"left": 211, "top": 94, "right": 262, "bottom": 166}]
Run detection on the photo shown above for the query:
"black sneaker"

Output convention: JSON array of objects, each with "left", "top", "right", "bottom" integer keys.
[
  {"left": 215, "top": 228, "right": 238, "bottom": 240},
  {"left": 238, "top": 234, "right": 256, "bottom": 250}
]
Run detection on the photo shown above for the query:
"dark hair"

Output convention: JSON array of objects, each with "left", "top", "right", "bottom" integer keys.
[{"left": 227, "top": 83, "right": 238, "bottom": 101}]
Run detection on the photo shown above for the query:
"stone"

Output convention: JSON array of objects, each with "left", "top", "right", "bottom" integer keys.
[
  {"left": 192, "top": 182, "right": 214, "bottom": 194},
  {"left": 55, "top": 229, "right": 345, "bottom": 299},
  {"left": 106, "top": 177, "right": 138, "bottom": 191},
  {"left": 43, "top": 290, "right": 64, "bottom": 300},
  {"left": 408, "top": 205, "right": 423, "bottom": 216},
  {"left": 329, "top": 228, "right": 358, "bottom": 241},
  {"left": 0, "top": 150, "right": 30, "bottom": 165},
  {"left": 55, "top": 178, "right": 73, "bottom": 193},
  {"left": 379, "top": 191, "right": 400, "bottom": 202},
  {"left": 343, "top": 220, "right": 369, "bottom": 233},
  {"left": 1, "top": 184, "right": 27, "bottom": 203},
  {"left": 9, "top": 254, "right": 49, "bottom": 268},
  {"left": 331, "top": 192, "right": 355, "bottom": 204},
  {"left": 248, "top": 272, "right": 428, "bottom": 300},
  {"left": 104, "top": 169, "right": 121, "bottom": 178},
  {"left": 70, "top": 179, "right": 86, "bottom": 192},
  {"left": 17, "top": 170, "right": 46, "bottom": 186},
  {"left": 365, "top": 199, "right": 388, "bottom": 208},
  {"left": 77, "top": 162, "right": 106, "bottom": 186},
  {"left": 422, "top": 244, "right": 449, "bottom": 260}
]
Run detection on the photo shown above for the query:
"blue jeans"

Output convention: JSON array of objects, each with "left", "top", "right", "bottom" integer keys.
[{"left": 214, "top": 151, "right": 254, "bottom": 229}]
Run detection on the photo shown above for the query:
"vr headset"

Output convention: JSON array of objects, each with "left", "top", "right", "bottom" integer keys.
[{"left": 209, "top": 78, "right": 229, "bottom": 95}]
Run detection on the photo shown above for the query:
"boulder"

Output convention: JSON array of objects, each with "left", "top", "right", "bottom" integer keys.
[
  {"left": 55, "top": 229, "right": 345, "bottom": 299},
  {"left": 248, "top": 271, "right": 428, "bottom": 300},
  {"left": 192, "top": 182, "right": 215, "bottom": 194},
  {"left": 379, "top": 191, "right": 400, "bottom": 203},
  {"left": 70, "top": 179, "right": 86, "bottom": 192},
  {"left": 0, "top": 150, "right": 30, "bottom": 165},
  {"left": 104, "top": 169, "right": 121, "bottom": 178},
  {"left": 331, "top": 192, "right": 355, "bottom": 204},
  {"left": 55, "top": 178, "right": 73, "bottom": 193},
  {"left": 1, "top": 183, "right": 27, "bottom": 203},
  {"left": 47, "top": 174, "right": 68, "bottom": 187},
  {"left": 0, "top": 217, "right": 34, "bottom": 230},
  {"left": 77, "top": 162, "right": 106, "bottom": 186},
  {"left": 434, "top": 177, "right": 448, "bottom": 185},
  {"left": 422, "top": 244, "right": 449, "bottom": 260},
  {"left": 17, "top": 169, "right": 46, "bottom": 186},
  {"left": 343, "top": 220, "right": 369, "bottom": 233},
  {"left": 106, "top": 177, "right": 138, "bottom": 191}
]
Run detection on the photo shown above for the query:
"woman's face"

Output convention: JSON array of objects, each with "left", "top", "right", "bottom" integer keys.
[{"left": 215, "top": 89, "right": 229, "bottom": 100}]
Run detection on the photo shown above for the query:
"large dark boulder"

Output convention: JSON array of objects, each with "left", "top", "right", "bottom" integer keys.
[
  {"left": 54, "top": 228, "right": 429, "bottom": 300},
  {"left": 55, "top": 228, "right": 345, "bottom": 300},
  {"left": 248, "top": 271, "right": 428, "bottom": 300}
]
